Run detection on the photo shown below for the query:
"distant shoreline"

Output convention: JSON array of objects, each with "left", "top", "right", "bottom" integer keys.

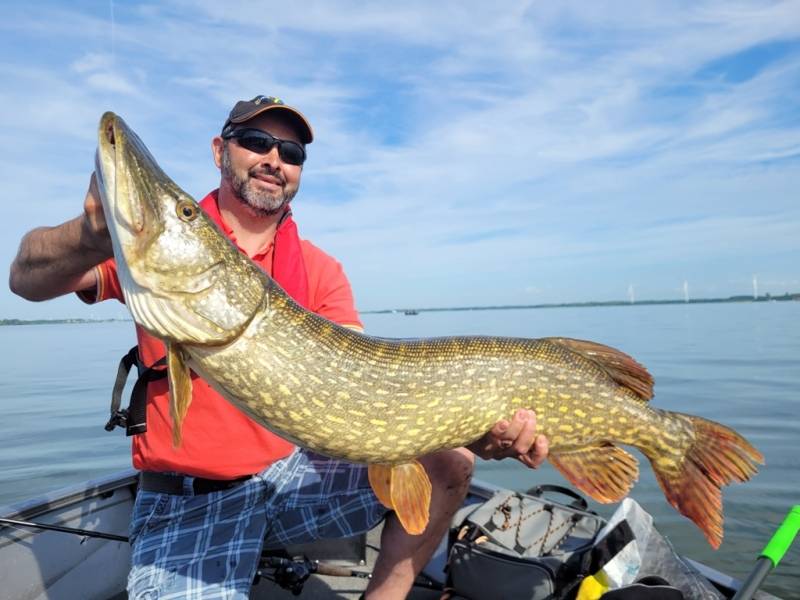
[
  {"left": 4, "top": 292, "right": 797, "bottom": 325},
  {"left": 362, "top": 292, "right": 800, "bottom": 315},
  {"left": 0, "top": 318, "right": 132, "bottom": 326}
]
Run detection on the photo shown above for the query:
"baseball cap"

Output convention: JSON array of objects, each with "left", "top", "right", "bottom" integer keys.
[{"left": 221, "top": 95, "right": 314, "bottom": 144}]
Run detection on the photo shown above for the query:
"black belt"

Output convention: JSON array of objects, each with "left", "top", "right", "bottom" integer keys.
[{"left": 139, "top": 471, "right": 252, "bottom": 496}]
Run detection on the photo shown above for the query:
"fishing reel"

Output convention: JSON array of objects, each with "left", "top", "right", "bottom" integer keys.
[
  {"left": 255, "top": 549, "right": 372, "bottom": 596},
  {"left": 256, "top": 553, "right": 316, "bottom": 595}
]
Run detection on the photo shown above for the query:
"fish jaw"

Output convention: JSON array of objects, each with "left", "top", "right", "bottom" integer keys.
[
  {"left": 96, "top": 112, "right": 159, "bottom": 262},
  {"left": 94, "top": 112, "right": 264, "bottom": 346}
]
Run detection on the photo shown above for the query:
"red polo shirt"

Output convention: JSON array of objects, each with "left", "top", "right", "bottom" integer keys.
[{"left": 80, "top": 192, "right": 362, "bottom": 478}]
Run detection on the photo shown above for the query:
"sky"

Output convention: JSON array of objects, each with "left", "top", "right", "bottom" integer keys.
[{"left": 1, "top": 0, "right": 798, "bottom": 320}]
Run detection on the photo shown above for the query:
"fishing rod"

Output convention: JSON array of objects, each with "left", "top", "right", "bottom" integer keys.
[
  {"left": 0, "top": 517, "right": 438, "bottom": 595},
  {"left": 732, "top": 505, "right": 800, "bottom": 600},
  {"left": 0, "top": 517, "right": 129, "bottom": 542},
  {"left": 256, "top": 555, "right": 369, "bottom": 594},
  {"left": 256, "top": 554, "right": 441, "bottom": 595}
]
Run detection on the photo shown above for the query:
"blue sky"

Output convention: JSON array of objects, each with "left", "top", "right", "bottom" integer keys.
[{"left": 1, "top": 1, "right": 798, "bottom": 319}]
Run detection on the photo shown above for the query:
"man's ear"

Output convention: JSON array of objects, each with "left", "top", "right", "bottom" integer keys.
[{"left": 211, "top": 136, "right": 224, "bottom": 169}]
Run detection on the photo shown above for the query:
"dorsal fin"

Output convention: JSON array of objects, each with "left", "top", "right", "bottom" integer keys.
[{"left": 544, "top": 337, "right": 654, "bottom": 401}]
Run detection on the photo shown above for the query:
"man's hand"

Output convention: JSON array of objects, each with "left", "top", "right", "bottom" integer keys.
[
  {"left": 80, "top": 172, "right": 113, "bottom": 258},
  {"left": 467, "top": 409, "right": 549, "bottom": 469}
]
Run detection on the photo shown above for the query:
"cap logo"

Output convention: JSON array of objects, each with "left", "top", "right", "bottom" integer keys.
[{"left": 252, "top": 95, "right": 284, "bottom": 106}]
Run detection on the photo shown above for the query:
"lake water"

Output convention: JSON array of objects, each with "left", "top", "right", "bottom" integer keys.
[{"left": 0, "top": 302, "right": 798, "bottom": 597}]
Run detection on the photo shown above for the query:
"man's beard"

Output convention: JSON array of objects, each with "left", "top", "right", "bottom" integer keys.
[{"left": 221, "top": 145, "right": 298, "bottom": 216}]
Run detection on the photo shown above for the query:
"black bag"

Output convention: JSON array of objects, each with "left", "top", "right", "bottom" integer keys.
[{"left": 445, "top": 485, "right": 605, "bottom": 600}]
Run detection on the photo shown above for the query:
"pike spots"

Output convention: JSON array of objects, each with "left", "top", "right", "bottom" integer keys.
[{"left": 193, "top": 312, "right": 655, "bottom": 464}]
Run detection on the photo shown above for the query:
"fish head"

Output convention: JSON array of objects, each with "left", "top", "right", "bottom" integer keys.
[{"left": 95, "top": 112, "right": 265, "bottom": 346}]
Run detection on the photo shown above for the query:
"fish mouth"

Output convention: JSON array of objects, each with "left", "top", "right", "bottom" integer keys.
[{"left": 96, "top": 112, "right": 153, "bottom": 245}]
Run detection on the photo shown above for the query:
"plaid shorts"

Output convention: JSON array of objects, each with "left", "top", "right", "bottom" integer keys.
[{"left": 127, "top": 449, "right": 387, "bottom": 599}]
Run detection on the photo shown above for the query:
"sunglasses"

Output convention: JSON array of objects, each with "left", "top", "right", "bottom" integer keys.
[{"left": 222, "top": 128, "right": 306, "bottom": 165}]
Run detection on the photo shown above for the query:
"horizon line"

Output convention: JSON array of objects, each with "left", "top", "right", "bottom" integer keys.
[{"left": 3, "top": 291, "right": 798, "bottom": 325}]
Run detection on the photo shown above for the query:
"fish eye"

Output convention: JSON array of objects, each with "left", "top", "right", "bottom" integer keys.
[{"left": 176, "top": 200, "right": 198, "bottom": 222}]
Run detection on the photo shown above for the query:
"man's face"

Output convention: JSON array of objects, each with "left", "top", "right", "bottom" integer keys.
[{"left": 215, "top": 112, "right": 303, "bottom": 217}]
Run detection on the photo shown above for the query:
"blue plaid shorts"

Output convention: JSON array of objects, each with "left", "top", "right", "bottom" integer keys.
[{"left": 127, "top": 449, "right": 387, "bottom": 599}]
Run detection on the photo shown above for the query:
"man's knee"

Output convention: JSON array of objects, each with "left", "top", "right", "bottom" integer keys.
[{"left": 421, "top": 448, "right": 475, "bottom": 498}]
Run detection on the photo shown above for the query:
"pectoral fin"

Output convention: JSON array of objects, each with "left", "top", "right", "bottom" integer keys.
[
  {"left": 167, "top": 342, "right": 193, "bottom": 448},
  {"left": 549, "top": 444, "right": 639, "bottom": 503},
  {"left": 368, "top": 461, "right": 432, "bottom": 535}
]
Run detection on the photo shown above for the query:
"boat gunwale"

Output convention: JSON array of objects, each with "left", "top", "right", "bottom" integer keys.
[{"left": 0, "top": 468, "right": 138, "bottom": 528}]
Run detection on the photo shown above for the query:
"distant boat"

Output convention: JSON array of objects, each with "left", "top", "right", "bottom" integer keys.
[{"left": 404, "top": 309, "right": 419, "bottom": 316}]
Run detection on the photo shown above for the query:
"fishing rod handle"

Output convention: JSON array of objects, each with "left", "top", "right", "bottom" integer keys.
[
  {"left": 732, "top": 505, "right": 800, "bottom": 600},
  {"left": 314, "top": 562, "right": 370, "bottom": 578},
  {"left": 731, "top": 558, "right": 772, "bottom": 600},
  {"left": 761, "top": 505, "right": 800, "bottom": 568}
]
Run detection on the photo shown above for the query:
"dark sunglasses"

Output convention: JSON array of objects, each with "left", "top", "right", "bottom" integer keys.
[{"left": 222, "top": 128, "right": 306, "bottom": 165}]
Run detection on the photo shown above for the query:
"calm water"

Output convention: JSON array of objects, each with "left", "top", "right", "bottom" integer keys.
[{"left": 0, "top": 302, "right": 798, "bottom": 596}]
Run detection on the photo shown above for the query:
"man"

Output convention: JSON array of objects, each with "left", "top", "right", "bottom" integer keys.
[{"left": 9, "top": 95, "right": 549, "bottom": 599}]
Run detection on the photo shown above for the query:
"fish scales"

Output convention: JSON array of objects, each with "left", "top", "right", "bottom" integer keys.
[
  {"left": 187, "top": 291, "right": 667, "bottom": 464},
  {"left": 95, "top": 112, "right": 763, "bottom": 547}
]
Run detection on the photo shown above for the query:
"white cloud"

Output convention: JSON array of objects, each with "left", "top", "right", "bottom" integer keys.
[
  {"left": 71, "top": 52, "right": 113, "bottom": 74},
  {"left": 0, "top": 0, "right": 798, "bottom": 318}
]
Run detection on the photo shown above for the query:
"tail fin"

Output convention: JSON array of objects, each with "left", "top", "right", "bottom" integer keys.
[{"left": 649, "top": 414, "right": 763, "bottom": 548}]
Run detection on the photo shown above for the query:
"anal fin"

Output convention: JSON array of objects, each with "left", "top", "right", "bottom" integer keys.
[
  {"left": 368, "top": 461, "right": 432, "bottom": 535},
  {"left": 167, "top": 342, "right": 193, "bottom": 448},
  {"left": 549, "top": 444, "right": 639, "bottom": 503}
]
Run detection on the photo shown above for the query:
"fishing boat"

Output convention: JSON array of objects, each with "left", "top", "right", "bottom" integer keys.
[{"left": 0, "top": 470, "right": 784, "bottom": 600}]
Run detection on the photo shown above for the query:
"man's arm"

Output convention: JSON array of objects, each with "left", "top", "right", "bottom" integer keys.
[{"left": 9, "top": 174, "right": 112, "bottom": 301}]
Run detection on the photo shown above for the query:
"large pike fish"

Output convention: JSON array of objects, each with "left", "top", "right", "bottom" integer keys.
[{"left": 95, "top": 112, "right": 762, "bottom": 548}]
